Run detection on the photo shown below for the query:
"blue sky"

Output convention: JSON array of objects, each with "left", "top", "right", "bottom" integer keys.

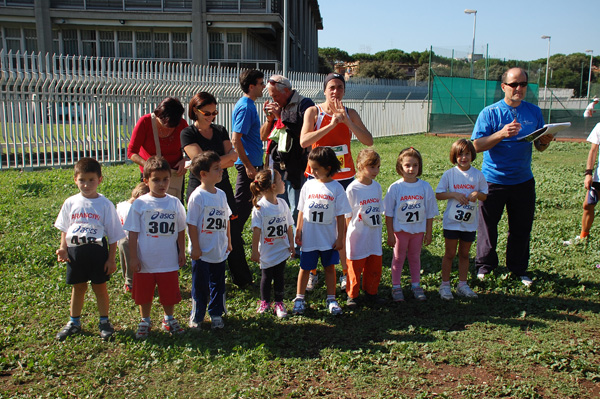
[{"left": 317, "top": 0, "right": 598, "bottom": 61}]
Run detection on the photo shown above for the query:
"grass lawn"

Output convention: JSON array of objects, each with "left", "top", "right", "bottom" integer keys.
[{"left": 1, "top": 134, "right": 599, "bottom": 398}]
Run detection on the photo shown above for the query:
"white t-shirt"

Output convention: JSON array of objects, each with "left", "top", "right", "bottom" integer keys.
[
  {"left": 435, "top": 166, "right": 488, "bottom": 232},
  {"left": 383, "top": 178, "right": 439, "bottom": 234},
  {"left": 587, "top": 123, "right": 600, "bottom": 182},
  {"left": 251, "top": 197, "right": 294, "bottom": 268},
  {"left": 123, "top": 193, "right": 186, "bottom": 273},
  {"left": 54, "top": 193, "right": 125, "bottom": 247},
  {"left": 345, "top": 179, "right": 383, "bottom": 260},
  {"left": 297, "top": 179, "right": 351, "bottom": 252},
  {"left": 584, "top": 102, "right": 597, "bottom": 118},
  {"left": 116, "top": 201, "right": 131, "bottom": 239},
  {"left": 186, "top": 187, "right": 231, "bottom": 264}
]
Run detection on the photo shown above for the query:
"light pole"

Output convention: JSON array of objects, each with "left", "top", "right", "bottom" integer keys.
[
  {"left": 465, "top": 9, "right": 477, "bottom": 78},
  {"left": 586, "top": 50, "right": 594, "bottom": 103},
  {"left": 541, "top": 35, "right": 551, "bottom": 101}
]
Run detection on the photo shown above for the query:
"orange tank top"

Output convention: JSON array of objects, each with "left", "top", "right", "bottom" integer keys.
[{"left": 305, "top": 105, "right": 355, "bottom": 181}]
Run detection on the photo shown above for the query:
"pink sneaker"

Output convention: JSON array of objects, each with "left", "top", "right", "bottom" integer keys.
[
  {"left": 273, "top": 302, "right": 288, "bottom": 318},
  {"left": 257, "top": 300, "right": 270, "bottom": 314}
]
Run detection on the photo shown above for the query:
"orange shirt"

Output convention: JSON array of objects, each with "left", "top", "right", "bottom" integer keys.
[{"left": 305, "top": 105, "right": 355, "bottom": 181}]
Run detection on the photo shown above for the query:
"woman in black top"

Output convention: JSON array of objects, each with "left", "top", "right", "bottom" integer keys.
[{"left": 181, "top": 92, "right": 254, "bottom": 287}]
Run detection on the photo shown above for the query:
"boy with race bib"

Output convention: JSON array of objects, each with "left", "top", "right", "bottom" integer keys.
[
  {"left": 54, "top": 157, "right": 125, "bottom": 341},
  {"left": 344, "top": 149, "right": 386, "bottom": 307},
  {"left": 293, "top": 147, "right": 351, "bottom": 315},
  {"left": 384, "top": 147, "right": 438, "bottom": 302},
  {"left": 435, "top": 139, "right": 487, "bottom": 300},
  {"left": 250, "top": 169, "right": 295, "bottom": 318},
  {"left": 124, "top": 156, "right": 187, "bottom": 338},
  {"left": 186, "top": 151, "right": 232, "bottom": 330}
]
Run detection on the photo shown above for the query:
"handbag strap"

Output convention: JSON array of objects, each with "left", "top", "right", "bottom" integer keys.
[{"left": 150, "top": 113, "right": 162, "bottom": 157}]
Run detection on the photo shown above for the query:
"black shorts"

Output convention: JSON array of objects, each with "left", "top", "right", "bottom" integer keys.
[
  {"left": 443, "top": 229, "right": 476, "bottom": 242},
  {"left": 66, "top": 237, "right": 110, "bottom": 285}
]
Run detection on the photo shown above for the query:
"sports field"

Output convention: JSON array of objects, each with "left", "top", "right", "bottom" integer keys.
[{"left": 1, "top": 134, "right": 599, "bottom": 398}]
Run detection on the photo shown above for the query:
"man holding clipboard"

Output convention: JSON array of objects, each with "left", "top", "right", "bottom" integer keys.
[{"left": 471, "top": 67, "right": 554, "bottom": 287}]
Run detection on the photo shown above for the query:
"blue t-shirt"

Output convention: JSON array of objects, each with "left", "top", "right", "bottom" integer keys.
[
  {"left": 232, "top": 96, "right": 264, "bottom": 167},
  {"left": 471, "top": 99, "right": 544, "bottom": 185}
]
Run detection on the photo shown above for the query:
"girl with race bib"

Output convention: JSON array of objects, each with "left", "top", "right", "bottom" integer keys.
[
  {"left": 384, "top": 147, "right": 438, "bottom": 302},
  {"left": 435, "top": 139, "right": 487, "bottom": 300},
  {"left": 250, "top": 169, "right": 295, "bottom": 318},
  {"left": 293, "top": 147, "right": 351, "bottom": 315},
  {"left": 345, "top": 149, "right": 386, "bottom": 307}
]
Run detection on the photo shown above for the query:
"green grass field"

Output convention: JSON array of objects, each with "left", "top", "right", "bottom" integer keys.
[{"left": 1, "top": 135, "right": 599, "bottom": 398}]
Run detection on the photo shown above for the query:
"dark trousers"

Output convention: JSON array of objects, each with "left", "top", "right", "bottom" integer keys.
[
  {"left": 476, "top": 178, "right": 536, "bottom": 277},
  {"left": 190, "top": 259, "right": 226, "bottom": 323},
  {"left": 260, "top": 260, "right": 286, "bottom": 303}
]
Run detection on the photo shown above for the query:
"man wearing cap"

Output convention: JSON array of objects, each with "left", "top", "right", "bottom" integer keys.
[
  {"left": 260, "top": 75, "right": 315, "bottom": 224},
  {"left": 300, "top": 72, "right": 373, "bottom": 291},
  {"left": 471, "top": 67, "right": 553, "bottom": 287},
  {"left": 584, "top": 98, "right": 599, "bottom": 118}
]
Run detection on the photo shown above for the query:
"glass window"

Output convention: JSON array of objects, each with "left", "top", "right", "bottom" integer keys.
[
  {"left": 227, "top": 32, "right": 242, "bottom": 59},
  {"left": 209, "top": 32, "right": 224, "bottom": 59},
  {"left": 154, "top": 32, "right": 169, "bottom": 59},
  {"left": 52, "top": 30, "right": 60, "bottom": 55},
  {"left": 117, "top": 31, "right": 133, "bottom": 58},
  {"left": 5, "top": 28, "right": 22, "bottom": 53},
  {"left": 172, "top": 32, "right": 188, "bottom": 59},
  {"left": 99, "top": 31, "right": 115, "bottom": 57},
  {"left": 24, "top": 29, "right": 38, "bottom": 53},
  {"left": 62, "top": 29, "right": 78, "bottom": 55},
  {"left": 81, "top": 29, "right": 97, "bottom": 56},
  {"left": 136, "top": 31, "right": 152, "bottom": 58}
]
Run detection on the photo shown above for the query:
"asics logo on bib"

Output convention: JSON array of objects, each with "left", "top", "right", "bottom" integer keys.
[
  {"left": 208, "top": 208, "right": 226, "bottom": 216},
  {"left": 401, "top": 202, "right": 421, "bottom": 211},
  {"left": 72, "top": 225, "right": 98, "bottom": 234},
  {"left": 454, "top": 203, "right": 476, "bottom": 211},
  {"left": 268, "top": 216, "right": 287, "bottom": 225},
  {"left": 150, "top": 211, "right": 175, "bottom": 220},
  {"left": 309, "top": 201, "right": 329, "bottom": 209},
  {"left": 364, "top": 205, "right": 380, "bottom": 214}
]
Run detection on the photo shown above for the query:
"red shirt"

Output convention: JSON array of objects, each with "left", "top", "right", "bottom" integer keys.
[{"left": 127, "top": 114, "right": 188, "bottom": 171}]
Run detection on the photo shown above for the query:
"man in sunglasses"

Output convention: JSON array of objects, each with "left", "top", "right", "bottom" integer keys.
[
  {"left": 471, "top": 67, "right": 553, "bottom": 287},
  {"left": 260, "top": 75, "right": 315, "bottom": 228}
]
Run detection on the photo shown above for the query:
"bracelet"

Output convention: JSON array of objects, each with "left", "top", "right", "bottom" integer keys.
[{"left": 585, "top": 169, "right": 594, "bottom": 176}]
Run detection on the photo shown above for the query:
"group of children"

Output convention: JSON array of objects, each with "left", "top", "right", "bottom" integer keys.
[{"left": 54, "top": 138, "right": 487, "bottom": 341}]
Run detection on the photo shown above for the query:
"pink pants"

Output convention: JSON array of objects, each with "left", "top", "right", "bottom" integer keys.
[{"left": 391, "top": 231, "right": 423, "bottom": 286}]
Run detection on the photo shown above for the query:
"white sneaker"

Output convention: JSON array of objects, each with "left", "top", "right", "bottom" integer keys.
[
  {"left": 456, "top": 284, "right": 478, "bottom": 298},
  {"left": 562, "top": 236, "right": 583, "bottom": 246},
  {"left": 327, "top": 299, "right": 342, "bottom": 315},
  {"left": 391, "top": 287, "right": 404, "bottom": 302},
  {"left": 273, "top": 302, "right": 288, "bottom": 318},
  {"left": 477, "top": 272, "right": 486, "bottom": 281},
  {"left": 339, "top": 274, "right": 347, "bottom": 290},
  {"left": 519, "top": 275, "right": 533, "bottom": 287},
  {"left": 210, "top": 316, "right": 224, "bottom": 329},
  {"left": 439, "top": 284, "right": 453, "bottom": 300},
  {"left": 306, "top": 273, "right": 318, "bottom": 291}
]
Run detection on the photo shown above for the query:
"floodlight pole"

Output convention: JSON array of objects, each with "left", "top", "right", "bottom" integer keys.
[
  {"left": 541, "top": 35, "right": 551, "bottom": 101},
  {"left": 586, "top": 50, "right": 594, "bottom": 103},
  {"left": 465, "top": 9, "right": 477, "bottom": 78}
]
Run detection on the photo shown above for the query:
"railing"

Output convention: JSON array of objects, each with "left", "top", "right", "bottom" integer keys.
[{"left": 0, "top": 50, "right": 428, "bottom": 170}]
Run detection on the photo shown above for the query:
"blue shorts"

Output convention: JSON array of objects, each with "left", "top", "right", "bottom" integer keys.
[
  {"left": 299, "top": 249, "right": 339, "bottom": 270},
  {"left": 443, "top": 229, "right": 476, "bottom": 242}
]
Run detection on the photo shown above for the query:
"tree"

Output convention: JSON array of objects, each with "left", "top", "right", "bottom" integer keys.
[
  {"left": 318, "top": 47, "right": 353, "bottom": 70},
  {"left": 356, "top": 61, "right": 407, "bottom": 80}
]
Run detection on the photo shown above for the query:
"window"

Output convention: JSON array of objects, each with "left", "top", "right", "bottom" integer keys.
[
  {"left": 172, "top": 32, "right": 188, "bottom": 59},
  {"left": 81, "top": 30, "right": 96, "bottom": 56},
  {"left": 117, "top": 31, "right": 133, "bottom": 58},
  {"left": 99, "top": 31, "right": 115, "bottom": 57},
  {"left": 62, "top": 29, "right": 78, "bottom": 55},
  {"left": 154, "top": 32, "right": 169, "bottom": 59},
  {"left": 209, "top": 32, "right": 224, "bottom": 59},
  {"left": 136, "top": 32, "right": 152, "bottom": 58},
  {"left": 227, "top": 33, "right": 242, "bottom": 59},
  {"left": 4, "top": 28, "right": 22, "bottom": 53},
  {"left": 209, "top": 31, "right": 242, "bottom": 60},
  {"left": 24, "top": 29, "right": 38, "bottom": 53}
]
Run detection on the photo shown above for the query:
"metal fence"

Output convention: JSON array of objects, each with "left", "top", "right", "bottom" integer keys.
[{"left": 0, "top": 50, "right": 428, "bottom": 169}]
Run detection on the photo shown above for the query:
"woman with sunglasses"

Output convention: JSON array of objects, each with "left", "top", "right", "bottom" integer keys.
[
  {"left": 181, "top": 92, "right": 252, "bottom": 298},
  {"left": 127, "top": 97, "right": 188, "bottom": 200}
]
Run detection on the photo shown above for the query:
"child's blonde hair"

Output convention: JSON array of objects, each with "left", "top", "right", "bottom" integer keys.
[
  {"left": 250, "top": 169, "right": 278, "bottom": 208},
  {"left": 356, "top": 149, "right": 381, "bottom": 172},
  {"left": 129, "top": 182, "right": 149, "bottom": 203},
  {"left": 396, "top": 147, "right": 423, "bottom": 177}
]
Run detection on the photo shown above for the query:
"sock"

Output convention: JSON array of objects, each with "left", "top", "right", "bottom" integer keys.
[
  {"left": 70, "top": 316, "right": 81, "bottom": 326},
  {"left": 310, "top": 270, "right": 317, "bottom": 276},
  {"left": 458, "top": 280, "right": 468, "bottom": 287},
  {"left": 142, "top": 317, "right": 151, "bottom": 324},
  {"left": 327, "top": 295, "right": 335, "bottom": 301},
  {"left": 99, "top": 316, "right": 109, "bottom": 324},
  {"left": 411, "top": 282, "right": 420, "bottom": 289},
  {"left": 441, "top": 281, "right": 451, "bottom": 287},
  {"left": 164, "top": 314, "right": 174, "bottom": 322},
  {"left": 581, "top": 231, "right": 589, "bottom": 238},
  {"left": 296, "top": 294, "right": 305, "bottom": 300},
  {"left": 392, "top": 284, "right": 401, "bottom": 289}
]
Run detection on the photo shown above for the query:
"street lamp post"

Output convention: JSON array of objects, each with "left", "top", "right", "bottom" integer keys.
[
  {"left": 541, "top": 35, "right": 551, "bottom": 101},
  {"left": 586, "top": 50, "right": 594, "bottom": 103},
  {"left": 465, "top": 9, "right": 477, "bottom": 78}
]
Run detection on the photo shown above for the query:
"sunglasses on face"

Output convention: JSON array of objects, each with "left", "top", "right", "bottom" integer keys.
[
  {"left": 197, "top": 109, "right": 219, "bottom": 116},
  {"left": 504, "top": 82, "right": 528, "bottom": 88},
  {"left": 268, "top": 79, "right": 285, "bottom": 86}
]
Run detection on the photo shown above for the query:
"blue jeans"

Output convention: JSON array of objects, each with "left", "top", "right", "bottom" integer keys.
[{"left": 190, "top": 259, "right": 226, "bottom": 323}]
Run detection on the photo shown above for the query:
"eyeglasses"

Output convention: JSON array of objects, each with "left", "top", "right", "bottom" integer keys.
[
  {"left": 197, "top": 109, "right": 218, "bottom": 116},
  {"left": 503, "top": 82, "right": 528, "bottom": 88},
  {"left": 268, "top": 79, "right": 285, "bottom": 86}
]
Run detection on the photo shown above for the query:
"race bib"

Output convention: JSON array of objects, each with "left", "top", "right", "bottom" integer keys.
[
  {"left": 306, "top": 199, "right": 334, "bottom": 225},
  {"left": 144, "top": 209, "right": 177, "bottom": 236},
  {"left": 326, "top": 144, "right": 350, "bottom": 173},
  {"left": 262, "top": 213, "right": 289, "bottom": 242},
  {"left": 202, "top": 206, "right": 228, "bottom": 232},
  {"left": 360, "top": 204, "right": 382, "bottom": 228},
  {"left": 396, "top": 199, "right": 423, "bottom": 224},
  {"left": 66, "top": 223, "right": 104, "bottom": 247},
  {"left": 448, "top": 200, "right": 477, "bottom": 224}
]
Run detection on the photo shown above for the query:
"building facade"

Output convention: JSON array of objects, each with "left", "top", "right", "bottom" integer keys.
[{"left": 0, "top": 0, "right": 323, "bottom": 72}]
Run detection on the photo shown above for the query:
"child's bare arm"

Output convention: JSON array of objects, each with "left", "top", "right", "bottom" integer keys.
[
  {"left": 177, "top": 230, "right": 186, "bottom": 267},
  {"left": 250, "top": 227, "right": 261, "bottom": 263},
  {"left": 56, "top": 232, "right": 69, "bottom": 262},
  {"left": 287, "top": 224, "right": 295, "bottom": 257},
  {"left": 128, "top": 231, "right": 141, "bottom": 272},
  {"left": 333, "top": 215, "right": 345, "bottom": 250},
  {"left": 226, "top": 219, "right": 232, "bottom": 253},
  {"left": 295, "top": 211, "right": 304, "bottom": 247},
  {"left": 104, "top": 242, "right": 118, "bottom": 275},
  {"left": 386, "top": 216, "right": 396, "bottom": 247},
  {"left": 188, "top": 224, "right": 202, "bottom": 260},
  {"left": 423, "top": 218, "right": 433, "bottom": 246}
]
